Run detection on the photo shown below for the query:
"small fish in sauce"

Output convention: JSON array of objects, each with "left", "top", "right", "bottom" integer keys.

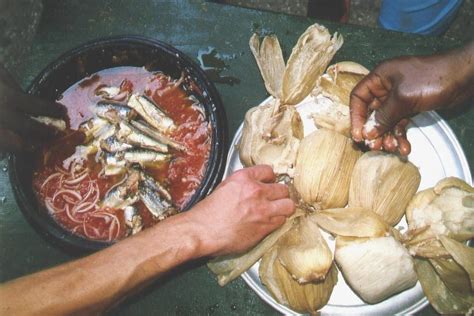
[
  {"left": 127, "top": 94, "right": 176, "bottom": 134},
  {"left": 101, "top": 169, "right": 141, "bottom": 209},
  {"left": 100, "top": 135, "right": 133, "bottom": 153},
  {"left": 124, "top": 206, "right": 143, "bottom": 235},
  {"left": 130, "top": 120, "right": 185, "bottom": 151},
  {"left": 94, "top": 101, "right": 137, "bottom": 124},
  {"left": 116, "top": 121, "right": 168, "bottom": 153},
  {"left": 139, "top": 181, "right": 176, "bottom": 220}
]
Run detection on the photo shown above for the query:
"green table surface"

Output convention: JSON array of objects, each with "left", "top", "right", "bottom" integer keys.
[{"left": 1, "top": 0, "right": 472, "bottom": 315}]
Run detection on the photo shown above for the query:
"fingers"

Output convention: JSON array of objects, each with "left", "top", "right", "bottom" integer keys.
[
  {"left": 0, "top": 109, "right": 60, "bottom": 140},
  {"left": 0, "top": 128, "right": 28, "bottom": 152},
  {"left": 2, "top": 88, "right": 67, "bottom": 118},
  {"left": 268, "top": 198, "right": 295, "bottom": 217},
  {"left": 269, "top": 215, "right": 287, "bottom": 227},
  {"left": 263, "top": 182, "right": 289, "bottom": 201},
  {"left": 394, "top": 120, "right": 411, "bottom": 156},
  {"left": 350, "top": 93, "right": 369, "bottom": 142},
  {"left": 350, "top": 72, "right": 390, "bottom": 142},
  {"left": 238, "top": 164, "right": 276, "bottom": 183}
]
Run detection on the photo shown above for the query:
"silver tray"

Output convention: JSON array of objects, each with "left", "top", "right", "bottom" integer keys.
[{"left": 224, "top": 97, "right": 472, "bottom": 315}]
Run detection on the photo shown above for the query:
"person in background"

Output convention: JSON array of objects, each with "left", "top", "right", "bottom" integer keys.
[{"left": 350, "top": 41, "right": 474, "bottom": 155}]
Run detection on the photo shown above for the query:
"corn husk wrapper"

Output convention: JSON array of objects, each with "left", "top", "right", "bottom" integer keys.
[
  {"left": 239, "top": 101, "right": 303, "bottom": 175},
  {"left": 294, "top": 129, "right": 361, "bottom": 209},
  {"left": 429, "top": 257, "right": 471, "bottom": 294},
  {"left": 207, "top": 211, "right": 303, "bottom": 286},
  {"left": 414, "top": 258, "right": 474, "bottom": 314},
  {"left": 281, "top": 24, "right": 343, "bottom": 106},
  {"left": 406, "top": 177, "right": 474, "bottom": 241},
  {"left": 277, "top": 215, "right": 333, "bottom": 283},
  {"left": 314, "top": 207, "right": 389, "bottom": 238},
  {"left": 249, "top": 34, "right": 285, "bottom": 99},
  {"left": 310, "top": 62, "right": 369, "bottom": 137},
  {"left": 439, "top": 235, "right": 474, "bottom": 289},
  {"left": 335, "top": 235, "right": 417, "bottom": 304},
  {"left": 317, "top": 61, "right": 369, "bottom": 105},
  {"left": 239, "top": 24, "right": 342, "bottom": 174},
  {"left": 260, "top": 244, "right": 338, "bottom": 314},
  {"left": 349, "top": 151, "right": 421, "bottom": 226}
]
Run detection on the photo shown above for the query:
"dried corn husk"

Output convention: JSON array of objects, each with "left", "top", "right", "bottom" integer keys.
[
  {"left": 414, "top": 258, "right": 474, "bottom": 314},
  {"left": 309, "top": 62, "right": 368, "bottom": 137},
  {"left": 314, "top": 207, "right": 389, "bottom": 238},
  {"left": 294, "top": 129, "right": 361, "bottom": 209},
  {"left": 249, "top": 34, "right": 285, "bottom": 99},
  {"left": 260, "top": 244, "right": 338, "bottom": 314},
  {"left": 335, "top": 235, "right": 417, "bottom": 304},
  {"left": 239, "top": 24, "right": 342, "bottom": 173},
  {"left": 277, "top": 215, "right": 333, "bottom": 283},
  {"left": 317, "top": 61, "right": 369, "bottom": 105},
  {"left": 439, "top": 235, "right": 474, "bottom": 289},
  {"left": 238, "top": 101, "right": 303, "bottom": 175},
  {"left": 429, "top": 257, "right": 471, "bottom": 294},
  {"left": 349, "top": 151, "right": 421, "bottom": 226},
  {"left": 207, "top": 210, "right": 303, "bottom": 286},
  {"left": 281, "top": 24, "right": 343, "bottom": 106},
  {"left": 406, "top": 177, "right": 474, "bottom": 241}
]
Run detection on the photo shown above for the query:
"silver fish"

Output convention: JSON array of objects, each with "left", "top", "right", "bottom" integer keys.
[
  {"left": 123, "top": 206, "right": 143, "bottom": 235},
  {"left": 100, "top": 135, "right": 133, "bottom": 153},
  {"left": 101, "top": 169, "right": 141, "bottom": 209},
  {"left": 130, "top": 120, "right": 185, "bottom": 151},
  {"left": 95, "top": 86, "right": 120, "bottom": 98},
  {"left": 79, "top": 117, "right": 109, "bottom": 141},
  {"left": 122, "top": 149, "right": 170, "bottom": 167},
  {"left": 127, "top": 94, "right": 176, "bottom": 133},
  {"left": 117, "top": 121, "right": 168, "bottom": 153},
  {"left": 100, "top": 152, "right": 127, "bottom": 176},
  {"left": 141, "top": 171, "right": 172, "bottom": 202},
  {"left": 64, "top": 121, "right": 116, "bottom": 169},
  {"left": 139, "top": 181, "right": 176, "bottom": 219},
  {"left": 94, "top": 101, "right": 136, "bottom": 124}
]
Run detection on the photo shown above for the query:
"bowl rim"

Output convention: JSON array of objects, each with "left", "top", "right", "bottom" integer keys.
[{"left": 9, "top": 35, "right": 228, "bottom": 252}]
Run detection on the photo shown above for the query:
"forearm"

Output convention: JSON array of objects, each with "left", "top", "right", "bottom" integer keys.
[
  {"left": 0, "top": 211, "right": 210, "bottom": 315},
  {"left": 440, "top": 41, "right": 474, "bottom": 107}
]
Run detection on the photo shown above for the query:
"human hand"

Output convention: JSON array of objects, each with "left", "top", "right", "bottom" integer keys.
[
  {"left": 350, "top": 43, "right": 474, "bottom": 156},
  {"left": 0, "top": 64, "right": 66, "bottom": 152},
  {"left": 188, "top": 165, "right": 295, "bottom": 257}
]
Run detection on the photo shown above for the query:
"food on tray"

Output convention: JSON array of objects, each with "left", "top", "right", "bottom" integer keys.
[
  {"left": 294, "top": 129, "right": 361, "bottom": 210},
  {"left": 349, "top": 151, "right": 421, "bottom": 226},
  {"left": 336, "top": 234, "right": 417, "bottom": 304},
  {"left": 311, "top": 61, "right": 369, "bottom": 137},
  {"left": 209, "top": 23, "right": 474, "bottom": 314},
  {"left": 33, "top": 66, "right": 211, "bottom": 242},
  {"left": 239, "top": 24, "right": 342, "bottom": 176},
  {"left": 404, "top": 177, "right": 474, "bottom": 314},
  {"left": 277, "top": 215, "right": 333, "bottom": 284},
  {"left": 259, "top": 237, "right": 338, "bottom": 314}
]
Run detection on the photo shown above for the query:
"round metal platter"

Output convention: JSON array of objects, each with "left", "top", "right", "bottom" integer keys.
[{"left": 224, "top": 97, "right": 472, "bottom": 315}]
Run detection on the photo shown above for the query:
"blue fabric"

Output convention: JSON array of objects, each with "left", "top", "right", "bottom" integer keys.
[{"left": 378, "top": 0, "right": 463, "bottom": 35}]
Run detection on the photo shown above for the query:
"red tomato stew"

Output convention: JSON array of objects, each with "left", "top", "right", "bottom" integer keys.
[{"left": 32, "top": 66, "right": 211, "bottom": 242}]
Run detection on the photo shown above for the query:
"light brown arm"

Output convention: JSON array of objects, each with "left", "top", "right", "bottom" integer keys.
[
  {"left": 0, "top": 165, "right": 295, "bottom": 315},
  {"left": 0, "top": 212, "right": 207, "bottom": 315}
]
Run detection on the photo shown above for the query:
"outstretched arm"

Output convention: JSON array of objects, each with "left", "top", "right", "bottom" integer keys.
[
  {"left": 350, "top": 41, "right": 474, "bottom": 155},
  {"left": 0, "top": 165, "right": 294, "bottom": 315}
]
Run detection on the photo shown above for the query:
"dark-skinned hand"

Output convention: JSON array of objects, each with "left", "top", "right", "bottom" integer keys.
[
  {"left": 0, "top": 64, "right": 67, "bottom": 152},
  {"left": 350, "top": 42, "right": 474, "bottom": 156}
]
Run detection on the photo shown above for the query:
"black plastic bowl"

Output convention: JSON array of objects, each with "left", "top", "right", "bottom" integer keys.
[{"left": 9, "top": 36, "right": 228, "bottom": 252}]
